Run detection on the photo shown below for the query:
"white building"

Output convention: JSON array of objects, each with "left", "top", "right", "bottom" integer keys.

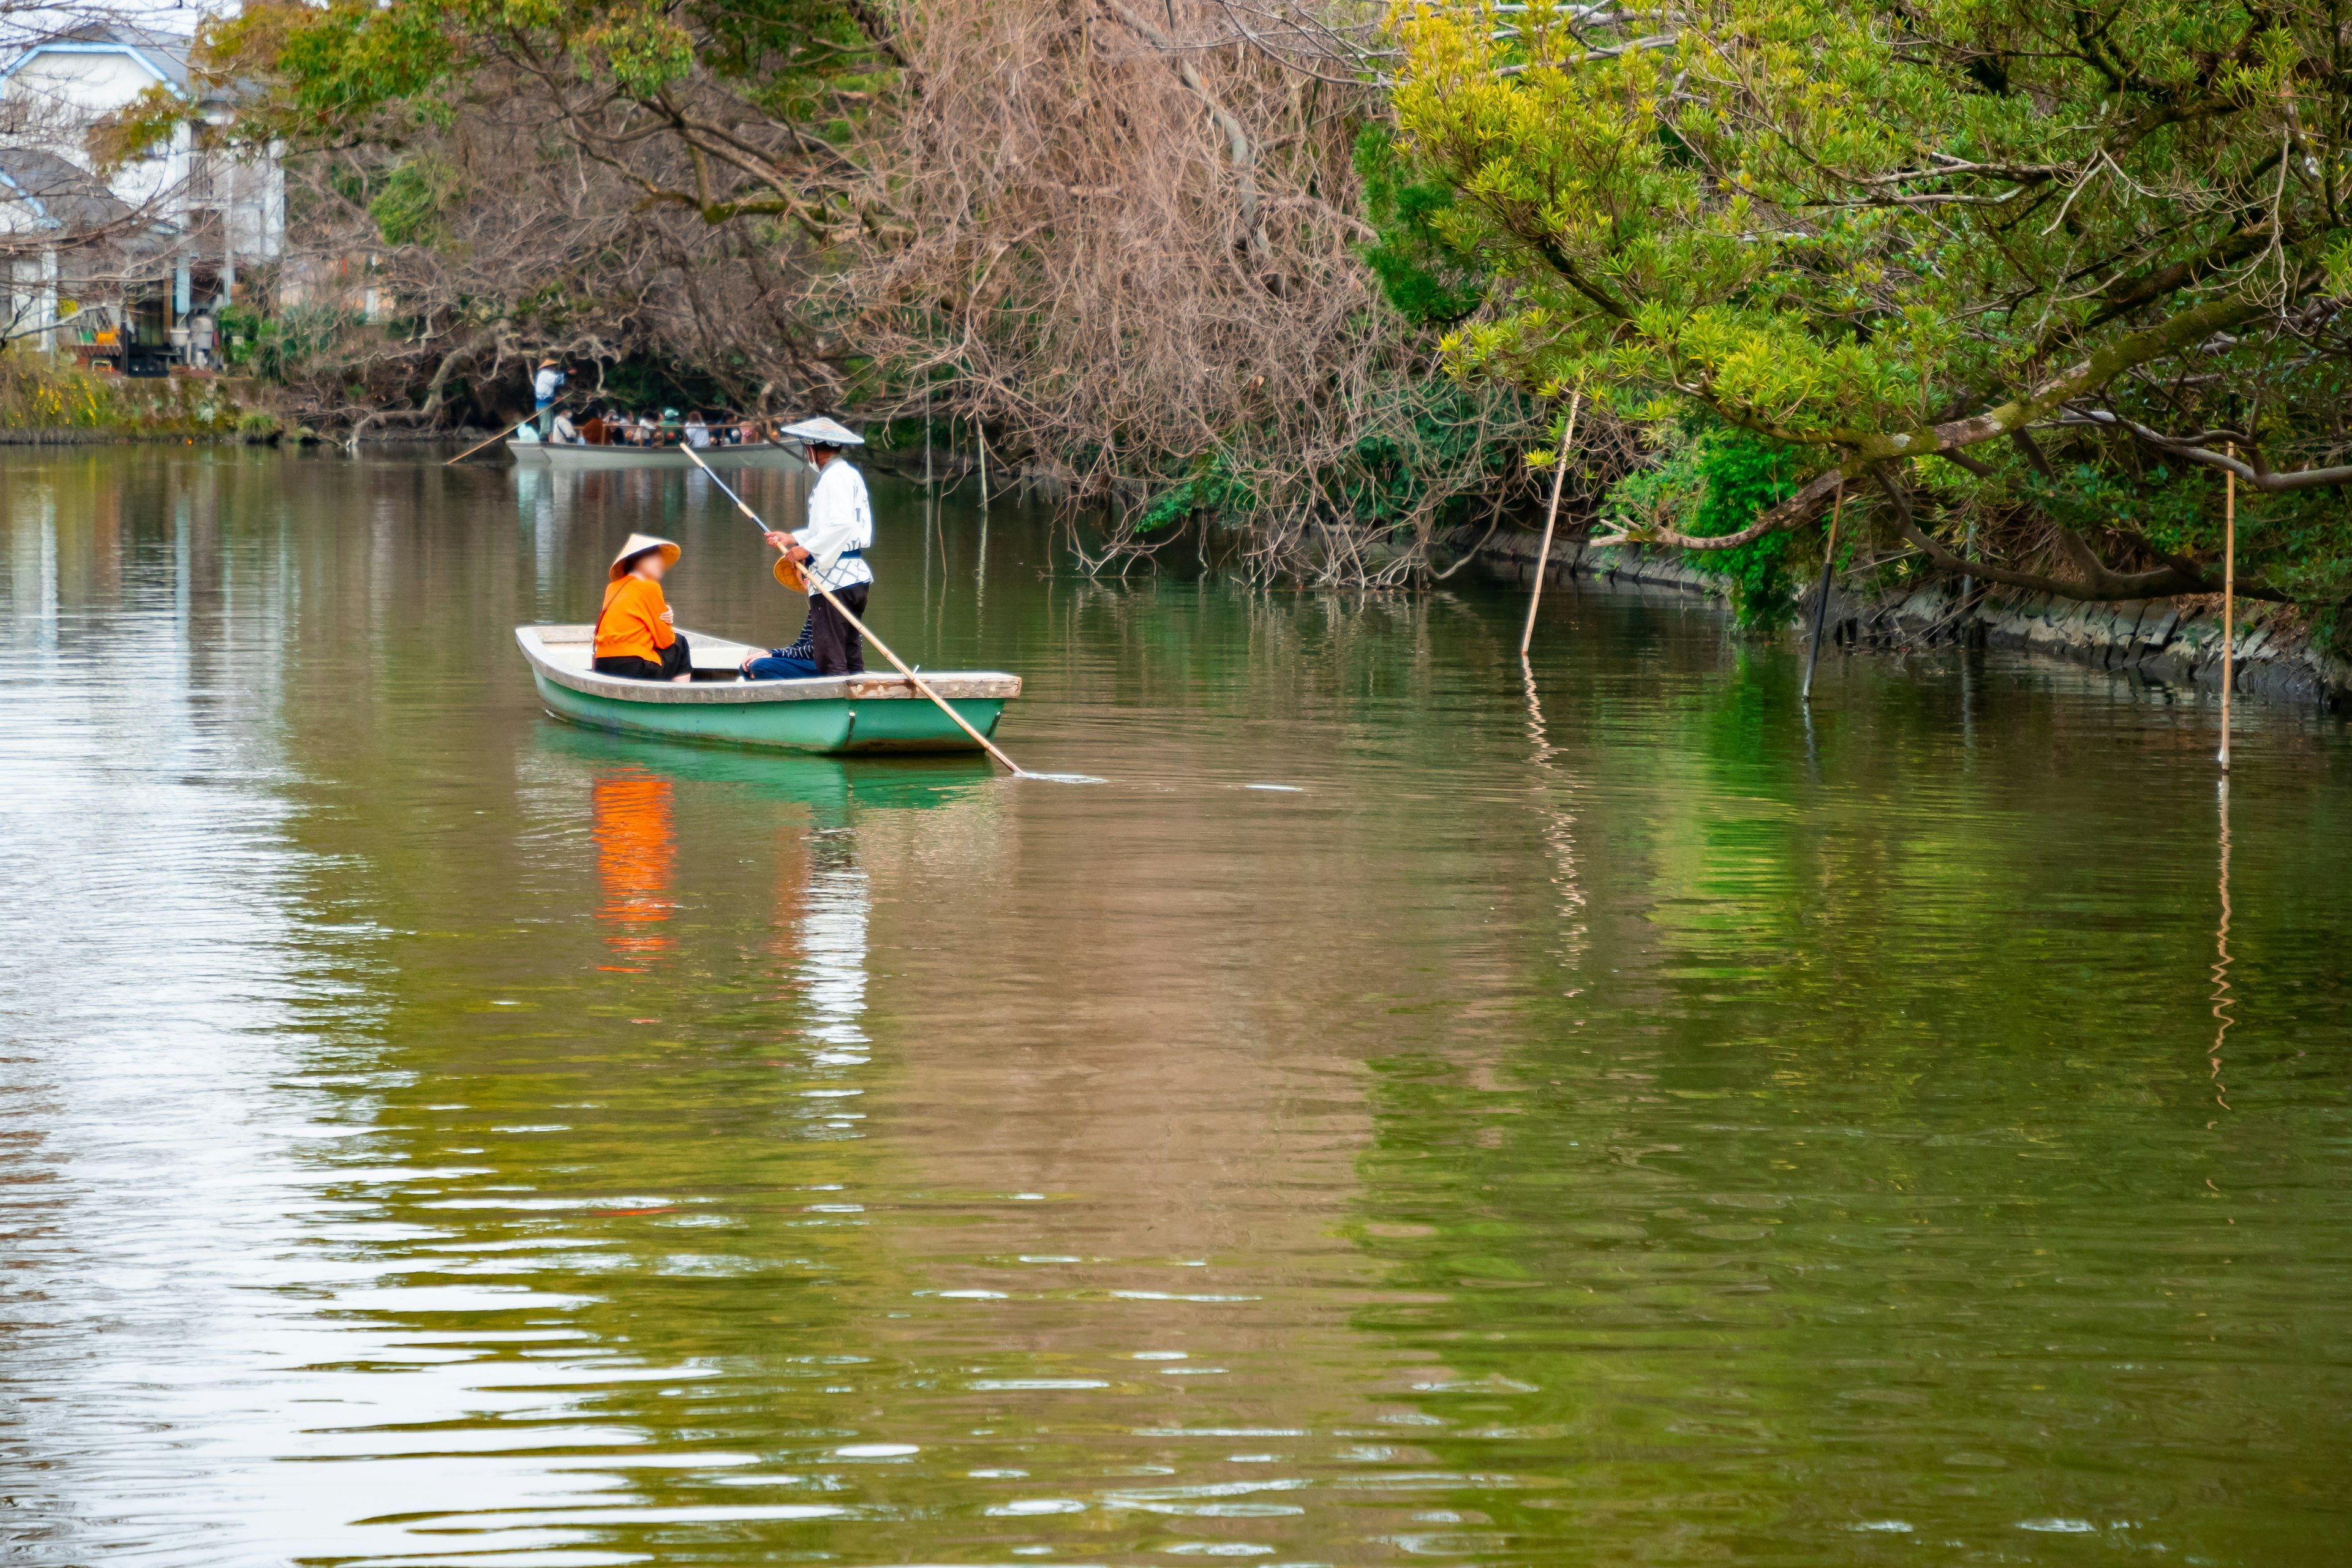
[{"left": 0, "top": 23, "right": 285, "bottom": 363}]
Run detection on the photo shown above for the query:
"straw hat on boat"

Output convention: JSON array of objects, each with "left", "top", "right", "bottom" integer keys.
[
  {"left": 777, "top": 415, "right": 864, "bottom": 447},
  {"left": 772, "top": 552, "right": 809, "bottom": 592},
  {"left": 609, "top": 532, "right": 680, "bottom": 581}
]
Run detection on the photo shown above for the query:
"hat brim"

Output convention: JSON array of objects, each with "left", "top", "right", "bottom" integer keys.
[
  {"left": 610, "top": 540, "right": 682, "bottom": 581},
  {"left": 773, "top": 554, "right": 809, "bottom": 592},
  {"left": 778, "top": 417, "right": 865, "bottom": 447}
]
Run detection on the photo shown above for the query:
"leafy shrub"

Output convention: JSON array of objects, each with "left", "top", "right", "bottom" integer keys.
[{"left": 1605, "top": 423, "right": 1807, "bottom": 627}]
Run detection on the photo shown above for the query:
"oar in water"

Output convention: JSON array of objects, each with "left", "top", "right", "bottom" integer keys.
[{"left": 678, "top": 441, "right": 1032, "bottom": 777}]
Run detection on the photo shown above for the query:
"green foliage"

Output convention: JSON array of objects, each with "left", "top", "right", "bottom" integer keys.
[
  {"left": 1387, "top": 0, "right": 2352, "bottom": 605},
  {"left": 1607, "top": 424, "right": 1806, "bottom": 625},
  {"left": 367, "top": 156, "right": 463, "bottom": 247},
  {"left": 1354, "top": 127, "right": 1483, "bottom": 328},
  {"left": 209, "top": 0, "right": 890, "bottom": 167},
  {"left": 216, "top": 304, "right": 362, "bottom": 383}
]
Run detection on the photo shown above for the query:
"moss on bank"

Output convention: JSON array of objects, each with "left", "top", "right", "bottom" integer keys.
[{"left": 0, "top": 352, "right": 270, "bottom": 437}]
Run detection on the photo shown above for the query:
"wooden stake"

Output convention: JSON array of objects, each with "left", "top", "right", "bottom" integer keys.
[
  {"left": 1518, "top": 391, "right": 1583, "bottom": 656},
  {"left": 1802, "top": 483, "right": 1845, "bottom": 701},
  {"left": 679, "top": 442, "right": 1027, "bottom": 776},
  {"left": 2218, "top": 450, "right": 2235, "bottom": 771}
]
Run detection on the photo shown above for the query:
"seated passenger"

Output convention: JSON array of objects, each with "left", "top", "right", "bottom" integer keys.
[
  {"left": 551, "top": 410, "right": 579, "bottom": 444},
  {"left": 579, "top": 409, "right": 608, "bottom": 445},
  {"left": 740, "top": 609, "right": 819, "bottom": 680},
  {"left": 636, "top": 410, "right": 659, "bottom": 445},
  {"left": 684, "top": 410, "right": 710, "bottom": 448},
  {"left": 513, "top": 420, "right": 542, "bottom": 444},
  {"left": 592, "top": 534, "right": 692, "bottom": 683}
]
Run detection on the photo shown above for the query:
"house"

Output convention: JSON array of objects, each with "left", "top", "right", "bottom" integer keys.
[{"left": 0, "top": 23, "right": 285, "bottom": 368}]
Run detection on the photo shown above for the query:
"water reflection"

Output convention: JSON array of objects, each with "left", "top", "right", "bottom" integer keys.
[
  {"left": 591, "top": 770, "right": 678, "bottom": 965},
  {"left": 1, "top": 448, "right": 2348, "bottom": 1564}
]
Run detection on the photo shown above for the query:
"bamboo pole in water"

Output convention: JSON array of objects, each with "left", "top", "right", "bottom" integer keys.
[
  {"left": 2218, "top": 451, "right": 2235, "bottom": 771},
  {"left": 1517, "top": 392, "right": 1583, "bottom": 657},
  {"left": 1802, "top": 484, "right": 1845, "bottom": 701},
  {"left": 445, "top": 413, "right": 537, "bottom": 465},
  {"left": 679, "top": 442, "right": 1028, "bottom": 776}
]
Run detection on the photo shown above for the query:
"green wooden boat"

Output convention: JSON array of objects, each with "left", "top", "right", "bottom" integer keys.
[{"left": 515, "top": 624, "right": 1020, "bottom": 755}]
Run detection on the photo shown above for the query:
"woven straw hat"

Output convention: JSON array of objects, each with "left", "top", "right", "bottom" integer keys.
[
  {"left": 777, "top": 415, "right": 864, "bottom": 447},
  {"left": 772, "top": 553, "right": 809, "bottom": 592},
  {"left": 609, "top": 532, "right": 681, "bottom": 581}
]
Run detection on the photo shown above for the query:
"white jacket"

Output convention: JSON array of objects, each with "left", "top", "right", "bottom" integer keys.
[
  {"left": 533, "top": 366, "right": 563, "bottom": 402},
  {"left": 798, "top": 459, "right": 875, "bottom": 592}
]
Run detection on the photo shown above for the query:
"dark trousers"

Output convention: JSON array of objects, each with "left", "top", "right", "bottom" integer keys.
[
  {"left": 594, "top": 635, "right": 692, "bottom": 680},
  {"left": 810, "top": 584, "right": 867, "bottom": 676}
]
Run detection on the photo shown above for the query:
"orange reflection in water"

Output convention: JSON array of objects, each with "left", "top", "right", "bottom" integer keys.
[{"left": 592, "top": 771, "right": 677, "bottom": 967}]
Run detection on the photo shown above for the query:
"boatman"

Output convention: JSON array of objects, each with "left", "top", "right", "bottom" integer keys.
[
  {"left": 742, "top": 417, "right": 872, "bottom": 680},
  {"left": 533, "top": 356, "right": 565, "bottom": 437}
]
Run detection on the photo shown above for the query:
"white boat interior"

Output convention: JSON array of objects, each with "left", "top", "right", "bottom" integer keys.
[{"left": 517, "top": 625, "right": 1022, "bottom": 704}]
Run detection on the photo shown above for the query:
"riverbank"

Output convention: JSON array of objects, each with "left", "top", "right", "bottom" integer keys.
[{"left": 1474, "top": 522, "right": 2352, "bottom": 708}]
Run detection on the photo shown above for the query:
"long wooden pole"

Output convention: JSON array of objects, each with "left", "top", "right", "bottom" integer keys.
[
  {"left": 680, "top": 442, "right": 1028, "bottom": 776},
  {"left": 1802, "top": 484, "right": 1845, "bottom": 701},
  {"left": 444, "top": 413, "right": 537, "bottom": 466},
  {"left": 2218, "top": 450, "right": 2235, "bottom": 771},
  {"left": 1518, "top": 392, "right": 1583, "bottom": 656}
]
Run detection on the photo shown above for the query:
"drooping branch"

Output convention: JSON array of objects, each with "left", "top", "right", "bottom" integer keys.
[
  {"left": 1868, "top": 462, "right": 2288, "bottom": 601},
  {"left": 2063, "top": 405, "right": 2352, "bottom": 492},
  {"left": 1597, "top": 462, "right": 1850, "bottom": 549}
]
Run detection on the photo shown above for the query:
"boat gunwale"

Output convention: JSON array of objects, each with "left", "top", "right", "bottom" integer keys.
[
  {"left": 508, "top": 439, "right": 805, "bottom": 468},
  {"left": 516, "top": 625, "right": 1021, "bottom": 706}
]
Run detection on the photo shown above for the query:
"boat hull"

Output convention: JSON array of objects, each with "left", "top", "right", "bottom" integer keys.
[
  {"left": 514, "top": 624, "right": 1018, "bottom": 756},
  {"left": 508, "top": 440, "right": 802, "bottom": 470},
  {"left": 529, "top": 669, "right": 1006, "bottom": 754}
]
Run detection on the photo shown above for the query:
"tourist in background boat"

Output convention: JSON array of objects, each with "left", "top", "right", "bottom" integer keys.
[
  {"left": 579, "top": 407, "right": 609, "bottom": 445},
  {"left": 660, "top": 409, "right": 683, "bottom": 446},
  {"left": 741, "top": 418, "right": 872, "bottom": 680},
  {"left": 593, "top": 535, "right": 693, "bottom": 684},
  {"left": 533, "top": 358, "right": 565, "bottom": 437},
  {"left": 551, "top": 409, "right": 580, "bottom": 444},
  {"left": 636, "top": 410, "right": 660, "bottom": 445},
  {"left": 684, "top": 410, "right": 710, "bottom": 448}
]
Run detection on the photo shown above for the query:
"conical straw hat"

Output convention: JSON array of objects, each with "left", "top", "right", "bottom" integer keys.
[
  {"left": 609, "top": 532, "right": 681, "bottom": 581},
  {"left": 777, "top": 415, "right": 864, "bottom": 446},
  {"left": 773, "top": 553, "right": 809, "bottom": 592}
]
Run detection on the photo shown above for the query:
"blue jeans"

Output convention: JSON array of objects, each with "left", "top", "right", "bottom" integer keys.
[{"left": 744, "top": 652, "right": 819, "bottom": 680}]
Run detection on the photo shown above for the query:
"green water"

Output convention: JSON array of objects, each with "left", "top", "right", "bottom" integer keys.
[{"left": 2, "top": 448, "right": 2347, "bottom": 1566}]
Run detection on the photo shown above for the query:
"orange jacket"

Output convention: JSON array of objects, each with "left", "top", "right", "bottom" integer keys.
[{"left": 595, "top": 575, "right": 675, "bottom": 661}]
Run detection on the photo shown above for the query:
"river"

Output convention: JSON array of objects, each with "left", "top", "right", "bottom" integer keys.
[{"left": 1, "top": 447, "right": 2346, "bottom": 1565}]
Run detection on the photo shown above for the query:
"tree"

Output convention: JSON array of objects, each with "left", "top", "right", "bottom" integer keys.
[{"left": 1389, "top": 0, "right": 2352, "bottom": 604}]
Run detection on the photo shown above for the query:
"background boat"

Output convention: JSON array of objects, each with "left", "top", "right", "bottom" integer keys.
[
  {"left": 515, "top": 624, "right": 1019, "bottom": 755},
  {"left": 509, "top": 439, "right": 804, "bottom": 469}
]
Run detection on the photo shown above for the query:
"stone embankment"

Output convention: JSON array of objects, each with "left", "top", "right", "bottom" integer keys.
[{"left": 1473, "top": 524, "right": 2352, "bottom": 708}]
